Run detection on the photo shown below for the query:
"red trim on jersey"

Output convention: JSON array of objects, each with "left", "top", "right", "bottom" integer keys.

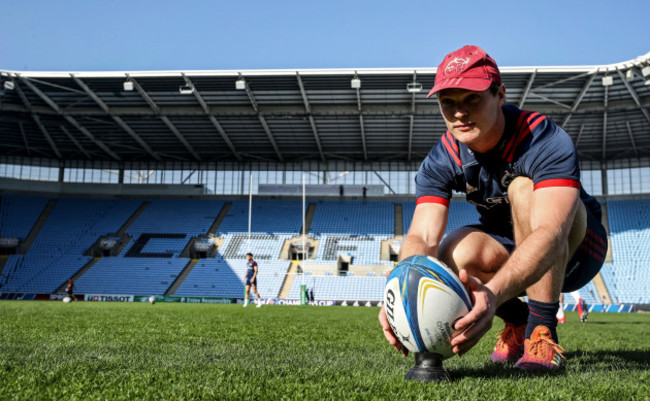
[
  {"left": 533, "top": 178, "right": 580, "bottom": 190},
  {"left": 502, "top": 111, "right": 532, "bottom": 159},
  {"left": 441, "top": 133, "right": 462, "bottom": 167},
  {"left": 506, "top": 113, "right": 547, "bottom": 162},
  {"left": 445, "top": 131, "right": 459, "bottom": 154},
  {"left": 508, "top": 113, "right": 544, "bottom": 161},
  {"left": 416, "top": 196, "right": 450, "bottom": 207}
]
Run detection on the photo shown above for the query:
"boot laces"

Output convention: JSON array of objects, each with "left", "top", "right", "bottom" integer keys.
[
  {"left": 495, "top": 324, "right": 523, "bottom": 349},
  {"left": 527, "top": 331, "right": 565, "bottom": 360}
]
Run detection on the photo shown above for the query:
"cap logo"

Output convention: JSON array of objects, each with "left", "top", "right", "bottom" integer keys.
[{"left": 444, "top": 57, "right": 470, "bottom": 77}]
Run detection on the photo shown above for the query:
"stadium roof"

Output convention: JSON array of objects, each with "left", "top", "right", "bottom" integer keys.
[{"left": 1, "top": 51, "right": 649, "bottom": 167}]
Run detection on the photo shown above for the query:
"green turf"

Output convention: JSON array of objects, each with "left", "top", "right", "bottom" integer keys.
[{"left": 0, "top": 301, "right": 648, "bottom": 400}]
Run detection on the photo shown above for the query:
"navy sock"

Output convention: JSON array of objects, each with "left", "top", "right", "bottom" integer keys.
[
  {"left": 495, "top": 297, "right": 529, "bottom": 326},
  {"left": 526, "top": 300, "right": 559, "bottom": 343}
]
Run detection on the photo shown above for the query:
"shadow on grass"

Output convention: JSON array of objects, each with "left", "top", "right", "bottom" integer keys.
[
  {"left": 564, "top": 349, "right": 650, "bottom": 370},
  {"left": 447, "top": 362, "right": 565, "bottom": 381},
  {"left": 446, "top": 349, "right": 650, "bottom": 380}
]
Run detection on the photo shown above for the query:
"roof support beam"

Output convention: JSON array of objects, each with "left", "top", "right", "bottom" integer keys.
[
  {"left": 11, "top": 77, "right": 60, "bottom": 159},
  {"left": 561, "top": 73, "right": 597, "bottom": 127},
  {"left": 60, "top": 125, "right": 91, "bottom": 159},
  {"left": 373, "top": 171, "right": 396, "bottom": 195},
  {"left": 208, "top": 115, "right": 242, "bottom": 161},
  {"left": 127, "top": 74, "right": 160, "bottom": 114},
  {"left": 160, "top": 116, "right": 201, "bottom": 161},
  {"left": 408, "top": 72, "right": 416, "bottom": 162},
  {"left": 518, "top": 70, "right": 537, "bottom": 109},
  {"left": 355, "top": 73, "right": 368, "bottom": 162},
  {"left": 182, "top": 74, "right": 240, "bottom": 161},
  {"left": 70, "top": 74, "right": 110, "bottom": 113},
  {"left": 18, "top": 122, "right": 31, "bottom": 156},
  {"left": 17, "top": 75, "right": 63, "bottom": 114},
  {"left": 112, "top": 116, "right": 161, "bottom": 161},
  {"left": 615, "top": 68, "right": 650, "bottom": 125},
  {"left": 63, "top": 115, "right": 120, "bottom": 160},
  {"left": 575, "top": 124, "right": 585, "bottom": 147},
  {"left": 625, "top": 122, "right": 639, "bottom": 157},
  {"left": 129, "top": 75, "right": 198, "bottom": 161},
  {"left": 72, "top": 74, "right": 160, "bottom": 161},
  {"left": 17, "top": 75, "right": 120, "bottom": 161},
  {"left": 243, "top": 79, "right": 283, "bottom": 161},
  {"left": 32, "top": 114, "right": 62, "bottom": 159},
  {"left": 296, "top": 72, "right": 325, "bottom": 162}
]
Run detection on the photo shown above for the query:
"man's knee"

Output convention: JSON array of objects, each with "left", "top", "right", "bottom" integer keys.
[{"left": 438, "top": 228, "right": 509, "bottom": 280}]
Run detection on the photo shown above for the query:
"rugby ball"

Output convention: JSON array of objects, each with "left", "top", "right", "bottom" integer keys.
[
  {"left": 149, "top": 296, "right": 156, "bottom": 305},
  {"left": 383, "top": 255, "right": 472, "bottom": 359},
  {"left": 62, "top": 296, "right": 72, "bottom": 303}
]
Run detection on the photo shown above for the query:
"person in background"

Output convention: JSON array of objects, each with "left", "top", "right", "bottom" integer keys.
[{"left": 244, "top": 253, "right": 262, "bottom": 308}]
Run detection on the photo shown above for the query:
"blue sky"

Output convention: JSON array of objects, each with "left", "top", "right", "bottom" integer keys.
[{"left": 2, "top": 0, "right": 648, "bottom": 71}]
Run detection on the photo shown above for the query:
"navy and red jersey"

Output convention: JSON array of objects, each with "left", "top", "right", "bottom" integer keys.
[
  {"left": 415, "top": 105, "right": 601, "bottom": 231},
  {"left": 246, "top": 260, "right": 258, "bottom": 278}
]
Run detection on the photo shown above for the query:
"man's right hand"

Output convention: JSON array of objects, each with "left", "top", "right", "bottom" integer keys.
[{"left": 378, "top": 304, "right": 408, "bottom": 357}]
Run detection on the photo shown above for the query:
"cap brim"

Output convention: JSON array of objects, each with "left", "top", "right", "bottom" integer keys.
[{"left": 427, "top": 78, "right": 493, "bottom": 98}]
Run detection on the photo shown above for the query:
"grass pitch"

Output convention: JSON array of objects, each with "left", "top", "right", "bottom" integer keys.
[{"left": 0, "top": 301, "right": 648, "bottom": 400}]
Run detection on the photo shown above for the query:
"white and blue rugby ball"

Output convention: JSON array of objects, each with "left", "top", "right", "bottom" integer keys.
[{"left": 384, "top": 255, "right": 472, "bottom": 359}]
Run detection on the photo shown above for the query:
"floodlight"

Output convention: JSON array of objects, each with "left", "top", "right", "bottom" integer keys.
[
  {"left": 235, "top": 78, "right": 246, "bottom": 90},
  {"left": 123, "top": 80, "right": 134, "bottom": 91},
  {"left": 642, "top": 66, "right": 650, "bottom": 78},
  {"left": 601, "top": 76, "right": 613, "bottom": 87},
  {"left": 179, "top": 84, "right": 194, "bottom": 95},
  {"left": 351, "top": 76, "right": 361, "bottom": 89},
  {"left": 3, "top": 80, "right": 14, "bottom": 90},
  {"left": 406, "top": 82, "right": 422, "bottom": 93}
]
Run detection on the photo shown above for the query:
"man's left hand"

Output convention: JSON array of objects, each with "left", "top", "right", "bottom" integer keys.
[{"left": 450, "top": 269, "right": 498, "bottom": 356}]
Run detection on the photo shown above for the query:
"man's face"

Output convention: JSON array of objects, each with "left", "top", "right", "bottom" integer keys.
[
  {"left": 436, "top": 85, "right": 506, "bottom": 153},
  {"left": 246, "top": 255, "right": 252, "bottom": 261}
]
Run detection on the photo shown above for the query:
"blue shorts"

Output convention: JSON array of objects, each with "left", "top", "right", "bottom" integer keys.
[
  {"left": 245, "top": 276, "right": 257, "bottom": 287},
  {"left": 466, "top": 203, "right": 607, "bottom": 293}
]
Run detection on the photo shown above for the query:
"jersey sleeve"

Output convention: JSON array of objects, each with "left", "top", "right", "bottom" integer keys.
[
  {"left": 522, "top": 123, "right": 581, "bottom": 190},
  {"left": 415, "top": 142, "right": 458, "bottom": 207}
]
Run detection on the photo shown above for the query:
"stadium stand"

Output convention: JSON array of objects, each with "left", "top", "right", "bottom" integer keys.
[
  {"left": 75, "top": 257, "right": 188, "bottom": 295},
  {"left": 600, "top": 200, "right": 650, "bottom": 304},
  {"left": 310, "top": 200, "right": 394, "bottom": 235},
  {"left": 217, "top": 200, "right": 303, "bottom": 235},
  {"left": 287, "top": 274, "right": 385, "bottom": 301},
  {"left": 1, "top": 197, "right": 141, "bottom": 293},
  {"left": 0, "top": 194, "right": 51, "bottom": 239},
  {"left": 308, "top": 200, "right": 393, "bottom": 265},
  {"left": 174, "top": 258, "right": 290, "bottom": 298},
  {"left": 74, "top": 199, "right": 224, "bottom": 294},
  {"left": 0, "top": 194, "right": 647, "bottom": 305}
]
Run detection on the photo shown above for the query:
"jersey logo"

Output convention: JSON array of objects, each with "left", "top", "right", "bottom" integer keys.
[
  {"left": 500, "top": 170, "right": 517, "bottom": 189},
  {"left": 444, "top": 57, "right": 471, "bottom": 76}
]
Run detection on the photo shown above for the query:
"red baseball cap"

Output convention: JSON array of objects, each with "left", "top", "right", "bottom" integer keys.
[{"left": 427, "top": 45, "right": 502, "bottom": 98}]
